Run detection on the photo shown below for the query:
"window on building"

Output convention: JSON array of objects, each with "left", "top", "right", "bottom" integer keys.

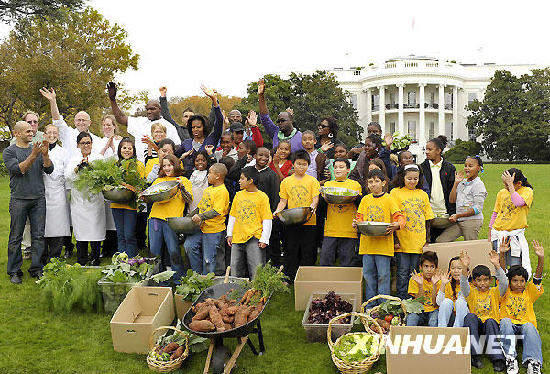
[
  {"left": 428, "top": 121, "right": 435, "bottom": 139},
  {"left": 468, "top": 92, "right": 477, "bottom": 105},
  {"left": 408, "top": 91, "right": 416, "bottom": 106},
  {"left": 468, "top": 125, "right": 476, "bottom": 141},
  {"left": 372, "top": 94, "right": 379, "bottom": 111},
  {"left": 350, "top": 94, "right": 358, "bottom": 110},
  {"left": 389, "top": 122, "right": 396, "bottom": 134},
  {"left": 445, "top": 92, "right": 453, "bottom": 109},
  {"left": 407, "top": 120, "right": 417, "bottom": 140},
  {"left": 390, "top": 93, "right": 396, "bottom": 106},
  {"left": 430, "top": 92, "right": 435, "bottom": 105}
]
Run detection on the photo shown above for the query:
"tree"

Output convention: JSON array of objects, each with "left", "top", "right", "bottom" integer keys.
[
  {"left": 0, "top": 0, "right": 84, "bottom": 23},
  {"left": 235, "top": 71, "right": 361, "bottom": 148},
  {"left": 164, "top": 94, "right": 242, "bottom": 120},
  {"left": 443, "top": 139, "right": 482, "bottom": 163},
  {"left": 467, "top": 69, "right": 550, "bottom": 161},
  {"left": 0, "top": 7, "right": 139, "bottom": 135}
]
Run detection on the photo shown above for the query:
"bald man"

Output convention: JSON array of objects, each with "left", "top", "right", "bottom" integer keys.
[
  {"left": 107, "top": 82, "right": 181, "bottom": 163},
  {"left": 3, "top": 121, "right": 53, "bottom": 284}
]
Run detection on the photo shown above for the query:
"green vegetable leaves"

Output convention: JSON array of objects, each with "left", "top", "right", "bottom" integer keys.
[
  {"left": 377, "top": 297, "right": 425, "bottom": 317},
  {"left": 333, "top": 334, "right": 380, "bottom": 362},
  {"left": 175, "top": 270, "right": 215, "bottom": 302},
  {"left": 250, "top": 262, "right": 289, "bottom": 299},
  {"left": 382, "top": 131, "right": 413, "bottom": 150}
]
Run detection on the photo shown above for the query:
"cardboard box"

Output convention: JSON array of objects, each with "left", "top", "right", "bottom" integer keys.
[
  {"left": 294, "top": 266, "right": 363, "bottom": 311},
  {"left": 386, "top": 326, "right": 470, "bottom": 374},
  {"left": 110, "top": 286, "right": 175, "bottom": 354},
  {"left": 426, "top": 239, "right": 494, "bottom": 275}
]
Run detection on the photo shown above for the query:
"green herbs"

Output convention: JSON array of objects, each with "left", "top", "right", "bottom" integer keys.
[
  {"left": 101, "top": 252, "right": 174, "bottom": 284},
  {"left": 375, "top": 297, "right": 424, "bottom": 317},
  {"left": 249, "top": 263, "right": 289, "bottom": 300},
  {"left": 333, "top": 334, "right": 380, "bottom": 363},
  {"left": 175, "top": 270, "right": 215, "bottom": 302}
]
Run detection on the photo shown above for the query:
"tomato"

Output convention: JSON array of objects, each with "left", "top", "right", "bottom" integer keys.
[{"left": 384, "top": 314, "right": 393, "bottom": 323}]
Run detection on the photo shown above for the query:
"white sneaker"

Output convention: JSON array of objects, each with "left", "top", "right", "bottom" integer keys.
[
  {"left": 506, "top": 356, "right": 519, "bottom": 374},
  {"left": 527, "top": 359, "right": 542, "bottom": 374}
]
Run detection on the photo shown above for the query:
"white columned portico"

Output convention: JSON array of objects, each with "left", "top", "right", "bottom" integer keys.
[
  {"left": 438, "top": 84, "right": 445, "bottom": 136},
  {"left": 366, "top": 88, "right": 372, "bottom": 123},
  {"left": 397, "top": 83, "right": 404, "bottom": 134},
  {"left": 378, "top": 85, "right": 385, "bottom": 129},
  {"left": 418, "top": 83, "right": 426, "bottom": 144},
  {"left": 452, "top": 85, "right": 458, "bottom": 142}
]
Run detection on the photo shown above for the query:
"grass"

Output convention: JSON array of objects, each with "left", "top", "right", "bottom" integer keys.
[{"left": 0, "top": 164, "right": 548, "bottom": 374}]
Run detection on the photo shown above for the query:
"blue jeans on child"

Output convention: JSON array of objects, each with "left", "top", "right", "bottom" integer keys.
[
  {"left": 148, "top": 218, "right": 185, "bottom": 280},
  {"left": 111, "top": 208, "right": 138, "bottom": 258},
  {"left": 396, "top": 252, "right": 421, "bottom": 300},
  {"left": 231, "top": 237, "right": 266, "bottom": 279},
  {"left": 437, "top": 298, "right": 469, "bottom": 327},
  {"left": 184, "top": 231, "right": 224, "bottom": 275},
  {"left": 362, "top": 254, "right": 391, "bottom": 307},
  {"left": 492, "top": 240, "right": 521, "bottom": 266},
  {"left": 499, "top": 318, "right": 543, "bottom": 365},
  {"left": 463, "top": 313, "right": 504, "bottom": 362},
  {"left": 406, "top": 310, "right": 439, "bottom": 327}
]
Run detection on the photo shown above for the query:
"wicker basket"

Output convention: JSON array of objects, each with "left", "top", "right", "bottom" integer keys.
[
  {"left": 327, "top": 312, "right": 383, "bottom": 374},
  {"left": 146, "top": 326, "right": 189, "bottom": 372},
  {"left": 360, "top": 295, "right": 407, "bottom": 334}
]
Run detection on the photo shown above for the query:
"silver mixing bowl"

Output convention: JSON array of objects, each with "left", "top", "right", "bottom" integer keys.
[
  {"left": 321, "top": 186, "right": 360, "bottom": 204},
  {"left": 356, "top": 221, "right": 390, "bottom": 236},
  {"left": 276, "top": 207, "right": 313, "bottom": 226},
  {"left": 432, "top": 214, "right": 452, "bottom": 228},
  {"left": 166, "top": 216, "right": 200, "bottom": 235},
  {"left": 140, "top": 180, "right": 179, "bottom": 203},
  {"left": 102, "top": 186, "right": 135, "bottom": 204}
]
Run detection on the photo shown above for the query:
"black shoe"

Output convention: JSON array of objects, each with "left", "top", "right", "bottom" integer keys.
[
  {"left": 472, "top": 356, "right": 484, "bottom": 369},
  {"left": 30, "top": 271, "right": 43, "bottom": 279},
  {"left": 91, "top": 259, "right": 101, "bottom": 266},
  {"left": 492, "top": 359, "right": 506, "bottom": 372},
  {"left": 10, "top": 274, "right": 22, "bottom": 284}
]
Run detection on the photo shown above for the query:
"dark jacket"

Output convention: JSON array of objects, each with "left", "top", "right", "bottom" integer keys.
[
  {"left": 420, "top": 159, "right": 456, "bottom": 215},
  {"left": 159, "top": 96, "right": 190, "bottom": 141},
  {"left": 316, "top": 136, "right": 344, "bottom": 160}
]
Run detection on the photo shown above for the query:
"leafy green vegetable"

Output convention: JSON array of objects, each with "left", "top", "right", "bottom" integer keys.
[
  {"left": 175, "top": 270, "right": 215, "bottom": 302},
  {"left": 250, "top": 262, "right": 289, "bottom": 300},
  {"left": 334, "top": 334, "right": 380, "bottom": 362},
  {"left": 382, "top": 131, "right": 413, "bottom": 150},
  {"left": 377, "top": 297, "right": 425, "bottom": 317},
  {"left": 154, "top": 320, "right": 209, "bottom": 354},
  {"left": 101, "top": 252, "right": 173, "bottom": 284}
]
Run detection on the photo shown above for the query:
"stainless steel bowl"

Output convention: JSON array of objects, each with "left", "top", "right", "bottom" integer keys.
[
  {"left": 140, "top": 180, "right": 179, "bottom": 203},
  {"left": 432, "top": 214, "right": 452, "bottom": 228},
  {"left": 356, "top": 221, "right": 390, "bottom": 236},
  {"left": 102, "top": 186, "right": 135, "bottom": 203},
  {"left": 321, "top": 186, "right": 360, "bottom": 204},
  {"left": 167, "top": 216, "right": 200, "bottom": 235},
  {"left": 277, "top": 207, "right": 313, "bottom": 226}
]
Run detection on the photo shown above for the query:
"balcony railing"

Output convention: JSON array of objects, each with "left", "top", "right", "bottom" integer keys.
[
  {"left": 444, "top": 104, "right": 453, "bottom": 110},
  {"left": 386, "top": 103, "right": 399, "bottom": 109},
  {"left": 372, "top": 105, "right": 379, "bottom": 111}
]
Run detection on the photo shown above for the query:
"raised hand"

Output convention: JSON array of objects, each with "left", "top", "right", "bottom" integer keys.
[
  {"left": 247, "top": 110, "right": 258, "bottom": 126},
  {"left": 455, "top": 170, "right": 465, "bottom": 183},
  {"left": 488, "top": 249, "right": 501, "bottom": 267},
  {"left": 411, "top": 270, "right": 424, "bottom": 286},
  {"left": 222, "top": 110, "right": 230, "bottom": 129},
  {"left": 501, "top": 170, "right": 515, "bottom": 188},
  {"left": 459, "top": 250, "right": 470, "bottom": 269},
  {"left": 107, "top": 82, "right": 117, "bottom": 101},
  {"left": 159, "top": 86, "right": 167, "bottom": 97},
  {"left": 258, "top": 78, "right": 265, "bottom": 95},
  {"left": 180, "top": 149, "right": 193, "bottom": 159},
  {"left": 320, "top": 142, "right": 334, "bottom": 152},
  {"left": 141, "top": 135, "right": 155, "bottom": 147},
  {"left": 40, "top": 140, "right": 49, "bottom": 157},
  {"left": 384, "top": 133, "right": 393, "bottom": 149},
  {"left": 532, "top": 240, "right": 544, "bottom": 259},
  {"left": 39, "top": 87, "right": 56, "bottom": 102},
  {"left": 31, "top": 142, "right": 42, "bottom": 157},
  {"left": 439, "top": 270, "right": 452, "bottom": 286},
  {"left": 431, "top": 269, "right": 443, "bottom": 285},
  {"left": 205, "top": 145, "right": 214, "bottom": 155},
  {"left": 200, "top": 84, "right": 217, "bottom": 100},
  {"left": 499, "top": 236, "right": 511, "bottom": 253}
]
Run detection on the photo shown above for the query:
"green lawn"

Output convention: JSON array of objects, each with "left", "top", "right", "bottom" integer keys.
[{"left": 0, "top": 164, "right": 548, "bottom": 374}]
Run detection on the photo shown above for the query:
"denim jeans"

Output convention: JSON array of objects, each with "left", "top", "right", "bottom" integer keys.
[
  {"left": 362, "top": 254, "right": 391, "bottom": 307},
  {"left": 406, "top": 310, "right": 439, "bottom": 327},
  {"left": 231, "top": 237, "right": 266, "bottom": 279},
  {"left": 320, "top": 237, "right": 358, "bottom": 267},
  {"left": 148, "top": 218, "right": 185, "bottom": 280},
  {"left": 463, "top": 313, "right": 504, "bottom": 362},
  {"left": 492, "top": 240, "right": 521, "bottom": 267},
  {"left": 7, "top": 197, "right": 46, "bottom": 276},
  {"left": 112, "top": 208, "right": 138, "bottom": 258},
  {"left": 184, "top": 231, "right": 224, "bottom": 275},
  {"left": 437, "top": 297, "right": 469, "bottom": 327},
  {"left": 499, "top": 318, "right": 543, "bottom": 365},
  {"left": 396, "top": 252, "right": 421, "bottom": 300}
]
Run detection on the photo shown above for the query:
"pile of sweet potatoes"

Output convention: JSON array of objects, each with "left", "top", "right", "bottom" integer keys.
[{"left": 189, "top": 293, "right": 265, "bottom": 333}]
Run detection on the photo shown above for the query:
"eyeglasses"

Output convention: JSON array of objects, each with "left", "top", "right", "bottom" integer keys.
[
  {"left": 79, "top": 141, "right": 92, "bottom": 145},
  {"left": 318, "top": 124, "right": 330, "bottom": 129},
  {"left": 276, "top": 119, "right": 287, "bottom": 124}
]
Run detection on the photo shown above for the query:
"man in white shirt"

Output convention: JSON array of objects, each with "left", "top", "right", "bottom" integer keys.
[{"left": 107, "top": 82, "right": 180, "bottom": 163}]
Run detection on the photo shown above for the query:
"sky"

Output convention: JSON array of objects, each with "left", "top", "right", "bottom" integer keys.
[{"left": 2, "top": 0, "right": 550, "bottom": 99}]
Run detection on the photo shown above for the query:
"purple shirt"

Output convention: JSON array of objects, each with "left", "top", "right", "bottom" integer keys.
[{"left": 259, "top": 113, "right": 303, "bottom": 152}]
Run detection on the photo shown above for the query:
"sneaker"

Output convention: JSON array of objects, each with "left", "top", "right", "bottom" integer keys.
[
  {"left": 505, "top": 356, "right": 519, "bottom": 374},
  {"left": 493, "top": 359, "right": 506, "bottom": 372},
  {"left": 472, "top": 356, "right": 484, "bottom": 369},
  {"left": 23, "top": 249, "right": 31, "bottom": 260},
  {"left": 527, "top": 360, "right": 542, "bottom": 374},
  {"left": 10, "top": 274, "right": 22, "bottom": 284}
]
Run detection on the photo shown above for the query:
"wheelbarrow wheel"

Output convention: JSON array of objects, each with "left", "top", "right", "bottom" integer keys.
[{"left": 212, "top": 345, "right": 230, "bottom": 374}]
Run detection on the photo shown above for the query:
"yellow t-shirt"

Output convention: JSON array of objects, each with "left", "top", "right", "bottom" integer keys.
[
  {"left": 111, "top": 160, "right": 146, "bottom": 210},
  {"left": 148, "top": 176, "right": 193, "bottom": 221},
  {"left": 357, "top": 193, "right": 400, "bottom": 256},
  {"left": 444, "top": 281, "right": 462, "bottom": 302},
  {"left": 499, "top": 282, "right": 543, "bottom": 328},
  {"left": 230, "top": 190, "right": 273, "bottom": 244},
  {"left": 492, "top": 186, "right": 534, "bottom": 231},
  {"left": 145, "top": 157, "right": 159, "bottom": 177},
  {"left": 408, "top": 277, "right": 441, "bottom": 312},
  {"left": 198, "top": 184, "right": 230, "bottom": 234},
  {"left": 390, "top": 188, "right": 435, "bottom": 254},
  {"left": 324, "top": 179, "right": 362, "bottom": 238},
  {"left": 279, "top": 174, "right": 321, "bottom": 226},
  {"left": 465, "top": 286, "right": 501, "bottom": 323}
]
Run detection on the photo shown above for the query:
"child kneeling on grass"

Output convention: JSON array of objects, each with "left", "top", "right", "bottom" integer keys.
[
  {"left": 498, "top": 238, "right": 544, "bottom": 374},
  {"left": 460, "top": 249, "right": 507, "bottom": 372},
  {"left": 435, "top": 256, "right": 469, "bottom": 327},
  {"left": 227, "top": 167, "right": 273, "bottom": 279},
  {"left": 353, "top": 169, "right": 404, "bottom": 306},
  {"left": 406, "top": 251, "right": 440, "bottom": 327}
]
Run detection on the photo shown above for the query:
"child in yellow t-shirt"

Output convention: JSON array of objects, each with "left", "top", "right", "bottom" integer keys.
[
  {"left": 353, "top": 169, "right": 404, "bottom": 306},
  {"left": 460, "top": 249, "right": 508, "bottom": 371},
  {"left": 498, "top": 238, "right": 544, "bottom": 374},
  {"left": 406, "top": 251, "right": 440, "bottom": 326},
  {"left": 390, "top": 164, "right": 435, "bottom": 300},
  {"left": 273, "top": 150, "right": 320, "bottom": 281},
  {"left": 435, "top": 256, "right": 469, "bottom": 327},
  {"left": 320, "top": 158, "right": 362, "bottom": 267},
  {"left": 147, "top": 154, "right": 192, "bottom": 280},
  {"left": 227, "top": 167, "right": 273, "bottom": 279},
  {"left": 183, "top": 163, "right": 229, "bottom": 275}
]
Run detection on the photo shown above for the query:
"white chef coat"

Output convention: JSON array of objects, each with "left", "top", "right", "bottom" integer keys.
[
  {"left": 127, "top": 116, "right": 181, "bottom": 163},
  {"left": 43, "top": 144, "right": 71, "bottom": 237},
  {"left": 97, "top": 136, "right": 122, "bottom": 159},
  {"left": 53, "top": 116, "right": 102, "bottom": 159}
]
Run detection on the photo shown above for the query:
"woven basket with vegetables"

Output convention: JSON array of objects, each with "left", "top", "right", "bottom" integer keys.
[
  {"left": 360, "top": 295, "right": 407, "bottom": 335},
  {"left": 147, "top": 326, "right": 189, "bottom": 372},
  {"left": 327, "top": 312, "right": 383, "bottom": 374}
]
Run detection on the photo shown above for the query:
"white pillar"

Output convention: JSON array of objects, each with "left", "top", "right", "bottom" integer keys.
[
  {"left": 378, "top": 85, "right": 385, "bottom": 129},
  {"left": 438, "top": 84, "right": 445, "bottom": 137},
  {"left": 397, "top": 83, "right": 404, "bottom": 134},
  {"left": 419, "top": 83, "right": 426, "bottom": 144},
  {"left": 452, "top": 85, "right": 458, "bottom": 143},
  {"left": 366, "top": 88, "right": 372, "bottom": 123}
]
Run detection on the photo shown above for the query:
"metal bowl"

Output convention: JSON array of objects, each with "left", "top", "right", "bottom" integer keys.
[
  {"left": 276, "top": 207, "right": 313, "bottom": 226},
  {"left": 321, "top": 186, "right": 360, "bottom": 204},
  {"left": 139, "top": 180, "right": 179, "bottom": 203},
  {"left": 102, "top": 186, "right": 135, "bottom": 203},
  {"left": 432, "top": 214, "right": 452, "bottom": 228},
  {"left": 356, "top": 221, "right": 390, "bottom": 236},
  {"left": 167, "top": 216, "right": 200, "bottom": 235}
]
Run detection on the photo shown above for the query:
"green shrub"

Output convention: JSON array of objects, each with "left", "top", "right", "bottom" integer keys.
[{"left": 444, "top": 139, "right": 482, "bottom": 163}]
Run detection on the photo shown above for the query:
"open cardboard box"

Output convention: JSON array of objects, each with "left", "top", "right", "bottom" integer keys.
[
  {"left": 110, "top": 286, "right": 175, "bottom": 354},
  {"left": 386, "top": 326, "right": 470, "bottom": 374},
  {"left": 294, "top": 266, "right": 363, "bottom": 311},
  {"left": 426, "top": 239, "right": 494, "bottom": 275}
]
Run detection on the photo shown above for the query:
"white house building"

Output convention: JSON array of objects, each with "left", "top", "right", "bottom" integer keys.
[{"left": 329, "top": 55, "right": 539, "bottom": 160}]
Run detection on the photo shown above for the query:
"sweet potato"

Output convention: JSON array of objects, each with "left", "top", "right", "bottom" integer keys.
[
  {"left": 209, "top": 305, "right": 225, "bottom": 332},
  {"left": 190, "top": 320, "right": 216, "bottom": 332},
  {"left": 234, "top": 305, "right": 251, "bottom": 327},
  {"left": 170, "top": 346, "right": 184, "bottom": 360},
  {"left": 192, "top": 305, "right": 210, "bottom": 321},
  {"left": 221, "top": 311, "right": 235, "bottom": 324},
  {"left": 162, "top": 342, "right": 179, "bottom": 353},
  {"left": 248, "top": 304, "right": 264, "bottom": 321},
  {"left": 224, "top": 322, "right": 233, "bottom": 331},
  {"left": 225, "top": 305, "right": 239, "bottom": 316}
]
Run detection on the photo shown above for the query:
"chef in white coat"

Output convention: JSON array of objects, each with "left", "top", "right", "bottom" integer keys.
[
  {"left": 42, "top": 125, "right": 71, "bottom": 263},
  {"left": 64, "top": 132, "right": 106, "bottom": 266}
]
